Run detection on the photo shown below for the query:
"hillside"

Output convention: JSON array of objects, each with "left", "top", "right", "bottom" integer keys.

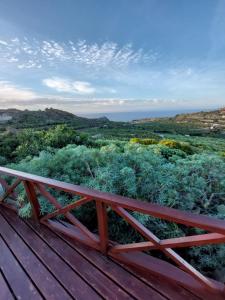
[
  {"left": 0, "top": 108, "right": 110, "bottom": 129},
  {"left": 133, "top": 108, "right": 225, "bottom": 134}
]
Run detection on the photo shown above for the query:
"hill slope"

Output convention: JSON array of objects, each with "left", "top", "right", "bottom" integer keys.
[
  {"left": 133, "top": 108, "right": 225, "bottom": 133},
  {"left": 0, "top": 108, "right": 110, "bottom": 129}
]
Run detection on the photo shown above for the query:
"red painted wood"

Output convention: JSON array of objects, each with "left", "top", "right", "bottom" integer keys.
[
  {"left": 42, "top": 219, "right": 100, "bottom": 250},
  {"left": 112, "top": 206, "right": 219, "bottom": 292},
  {"left": 113, "top": 206, "right": 161, "bottom": 244},
  {"left": 110, "top": 233, "right": 225, "bottom": 253},
  {"left": 123, "top": 265, "right": 220, "bottom": 300},
  {"left": 0, "top": 271, "right": 14, "bottom": 300},
  {"left": 0, "top": 178, "right": 21, "bottom": 203},
  {"left": 0, "top": 236, "right": 42, "bottom": 300},
  {"left": 96, "top": 201, "right": 108, "bottom": 254},
  {"left": 54, "top": 222, "right": 200, "bottom": 300},
  {"left": 0, "top": 213, "right": 72, "bottom": 300},
  {"left": 163, "top": 248, "right": 218, "bottom": 291},
  {"left": 53, "top": 220, "right": 218, "bottom": 300},
  {"left": 40, "top": 196, "right": 92, "bottom": 221},
  {"left": 1, "top": 166, "right": 225, "bottom": 234},
  {"left": 110, "top": 241, "right": 156, "bottom": 253},
  {"left": 37, "top": 183, "right": 99, "bottom": 244},
  {"left": 23, "top": 181, "right": 40, "bottom": 221},
  {"left": 41, "top": 229, "right": 170, "bottom": 300},
  {"left": 2, "top": 208, "right": 101, "bottom": 300},
  {"left": 110, "top": 251, "right": 225, "bottom": 299},
  {"left": 26, "top": 218, "right": 134, "bottom": 299},
  {"left": 160, "top": 232, "right": 225, "bottom": 249},
  {"left": 0, "top": 206, "right": 220, "bottom": 299},
  {"left": 1, "top": 167, "right": 225, "bottom": 297},
  {"left": 0, "top": 177, "right": 19, "bottom": 200}
]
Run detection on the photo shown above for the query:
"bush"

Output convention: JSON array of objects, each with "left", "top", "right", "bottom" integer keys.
[
  {"left": 159, "top": 139, "right": 193, "bottom": 154},
  {"left": 130, "top": 138, "right": 158, "bottom": 145},
  {"left": 7, "top": 141, "right": 225, "bottom": 280},
  {"left": 13, "top": 125, "right": 91, "bottom": 161}
]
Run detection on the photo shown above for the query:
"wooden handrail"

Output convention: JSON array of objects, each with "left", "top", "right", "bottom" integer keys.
[
  {"left": 0, "top": 166, "right": 225, "bottom": 234},
  {"left": 0, "top": 166, "right": 225, "bottom": 295}
]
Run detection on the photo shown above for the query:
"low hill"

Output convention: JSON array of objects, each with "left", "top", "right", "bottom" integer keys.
[
  {"left": 0, "top": 108, "right": 110, "bottom": 129},
  {"left": 133, "top": 108, "right": 225, "bottom": 133},
  {"left": 173, "top": 108, "right": 225, "bottom": 129}
]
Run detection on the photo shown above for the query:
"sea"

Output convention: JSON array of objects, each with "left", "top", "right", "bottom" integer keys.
[{"left": 81, "top": 109, "right": 201, "bottom": 122}]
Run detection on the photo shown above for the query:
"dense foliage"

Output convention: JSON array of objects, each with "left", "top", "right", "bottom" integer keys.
[
  {"left": 0, "top": 124, "right": 91, "bottom": 163},
  {"left": 6, "top": 134, "right": 225, "bottom": 281}
]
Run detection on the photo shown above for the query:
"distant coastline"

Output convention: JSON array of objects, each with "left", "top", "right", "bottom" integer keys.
[{"left": 81, "top": 109, "right": 204, "bottom": 122}]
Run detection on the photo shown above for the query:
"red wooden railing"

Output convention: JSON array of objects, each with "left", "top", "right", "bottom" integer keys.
[{"left": 0, "top": 166, "right": 225, "bottom": 295}]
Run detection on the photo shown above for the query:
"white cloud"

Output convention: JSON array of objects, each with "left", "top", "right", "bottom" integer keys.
[
  {"left": 43, "top": 78, "right": 96, "bottom": 94},
  {"left": 0, "top": 40, "right": 8, "bottom": 46},
  {"left": 0, "top": 81, "right": 37, "bottom": 100},
  {"left": 0, "top": 37, "right": 155, "bottom": 70}
]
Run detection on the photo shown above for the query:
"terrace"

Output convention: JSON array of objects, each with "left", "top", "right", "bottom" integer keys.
[{"left": 0, "top": 166, "right": 224, "bottom": 300}]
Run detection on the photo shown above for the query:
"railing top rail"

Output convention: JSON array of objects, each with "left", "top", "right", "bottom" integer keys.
[{"left": 1, "top": 166, "right": 225, "bottom": 234}]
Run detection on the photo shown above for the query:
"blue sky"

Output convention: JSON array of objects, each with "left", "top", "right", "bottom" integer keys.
[{"left": 0, "top": 0, "right": 225, "bottom": 113}]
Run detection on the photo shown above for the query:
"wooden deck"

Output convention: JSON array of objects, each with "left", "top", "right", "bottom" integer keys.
[
  {"left": 0, "top": 206, "right": 212, "bottom": 300},
  {"left": 0, "top": 166, "right": 225, "bottom": 299}
]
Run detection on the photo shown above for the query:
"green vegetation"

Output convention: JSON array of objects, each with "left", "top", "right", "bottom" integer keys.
[
  {"left": 1, "top": 108, "right": 225, "bottom": 281},
  {"left": 0, "top": 124, "right": 91, "bottom": 163},
  {"left": 130, "top": 138, "right": 158, "bottom": 145},
  {"left": 0, "top": 108, "right": 110, "bottom": 129},
  {"left": 134, "top": 107, "right": 225, "bottom": 135}
]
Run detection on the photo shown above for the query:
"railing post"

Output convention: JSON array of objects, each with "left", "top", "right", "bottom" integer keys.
[
  {"left": 23, "top": 181, "right": 40, "bottom": 222},
  {"left": 96, "top": 201, "right": 108, "bottom": 254}
]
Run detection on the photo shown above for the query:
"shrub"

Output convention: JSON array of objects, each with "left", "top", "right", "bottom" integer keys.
[
  {"left": 159, "top": 139, "right": 193, "bottom": 154},
  {"left": 7, "top": 142, "right": 225, "bottom": 280},
  {"left": 130, "top": 138, "right": 158, "bottom": 145}
]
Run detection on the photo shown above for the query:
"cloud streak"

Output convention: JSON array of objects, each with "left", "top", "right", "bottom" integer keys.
[
  {"left": 43, "top": 78, "right": 96, "bottom": 95},
  {"left": 0, "top": 80, "right": 182, "bottom": 113},
  {"left": 0, "top": 38, "right": 155, "bottom": 70},
  {"left": 0, "top": 36, "right": 224, "bottom": 113},
  {"left": 0, "top": 81, "right": 37, "bottom": 101}
]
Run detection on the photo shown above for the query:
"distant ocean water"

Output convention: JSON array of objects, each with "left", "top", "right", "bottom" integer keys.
[{"left": 81, "top": 109, "right": 201, "bottom": 122}]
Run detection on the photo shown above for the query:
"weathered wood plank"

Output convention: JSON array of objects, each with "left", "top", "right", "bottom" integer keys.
[
  {"left": 0, "top": 271, "right": 15, "bottom": 300},
  {"left": 57, "top": 221, "right": 200, "bottom": 300},
  {"left": 43, "top": 219, "right": 100, "bottom": 250},
  {"left": 1, "top": 167, "right": 225, "bottom": 298},
  {"left": 0, "top": 236, "right": 42, "bottom": 300},
  {"left": 109, "top": 233, "right": 225, "bottom": 254},
  {"left": 25, "top": 218, "right": 134, "bottom": 299},
  {"left": 112, "top": 206, "right": 219, "bottom": 292},
  {"left": 110, "top": 250, "right": 225, "bottom": 300},
  {"left": 40, "top": 196, "right": 92, "bottom": 221},
  {"left": 96, "top": 201, "right": 108, "bottom": 253},
  {"left": 33, "top": 222, "right": 169, "bottom": 300},
  {"left": 37, "top": 183, "right": 99, "bottom": 244},
  {"left": 0, "top": 206, "right": 220, "bottom": 300},
  {"left": 23, "top": 181, "right": 40, "bottom": 221},
  {"left": 2, "top": 208, "right": 101, "bottom": 300},
  {"left": 0, "top": 212, "right": 72, "bottom": 300}
]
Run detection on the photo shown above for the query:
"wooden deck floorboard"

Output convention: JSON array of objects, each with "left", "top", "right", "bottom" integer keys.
[{"left": 0, "top": 207, "right": 222, "bottom": 300}]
